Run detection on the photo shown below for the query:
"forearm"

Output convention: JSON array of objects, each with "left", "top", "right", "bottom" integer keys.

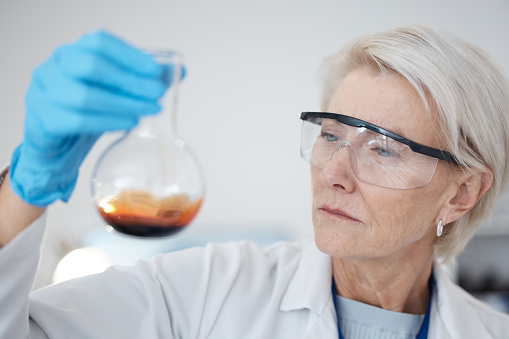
[
  {"left": 0, "top": 169, "right": 45, "bottom": 246},
  {"left": 0, "top": 192, "right": 46, "bottom": 339}
]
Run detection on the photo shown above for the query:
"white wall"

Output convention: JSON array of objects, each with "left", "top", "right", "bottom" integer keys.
[{"left": 1, "top": 0, "right": 508, "bottom": 287}]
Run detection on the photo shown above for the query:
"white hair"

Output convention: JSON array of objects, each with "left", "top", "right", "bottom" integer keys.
[{"left": 318, "top": 25, "right": 509, "bottom": 264}]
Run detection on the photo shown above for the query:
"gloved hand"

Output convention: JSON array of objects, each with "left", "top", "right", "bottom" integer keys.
[{"left": 10, "top": 31, "right": 169, "bottom": 207}]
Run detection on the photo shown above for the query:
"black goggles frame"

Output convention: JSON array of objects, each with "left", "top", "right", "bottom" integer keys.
[{"left": 301, "top": 112, "right": 460, "bottom": 165}]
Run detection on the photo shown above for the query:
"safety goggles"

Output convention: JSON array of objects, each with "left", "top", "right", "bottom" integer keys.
[{"left": 300, "top": 112, "right": 459, "bottom": 189}]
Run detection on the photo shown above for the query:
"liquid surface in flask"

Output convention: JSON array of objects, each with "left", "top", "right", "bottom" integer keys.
[{"left": 97, "top": 190, "right": 202, "bottom": 237}]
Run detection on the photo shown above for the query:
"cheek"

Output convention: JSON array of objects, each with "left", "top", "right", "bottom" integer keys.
[
  {"left": 310, "top": 165, "right": 445, "bottom": 258},
  {"left": 359, "top": 183, "right": 446, "bottom": 254},
  {"left": 366, "top": 192, "right": 428, "bottom": 237},
  {"left": 310, "top": 167, "right": 329, "bottom": 219},
  {"left": 310, "top": 167, "right": 321, "bottom": 204}
]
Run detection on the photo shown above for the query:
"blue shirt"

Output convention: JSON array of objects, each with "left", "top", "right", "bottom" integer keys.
[{"left": 336, "top": 295, "right": 425, "bottom": 339}]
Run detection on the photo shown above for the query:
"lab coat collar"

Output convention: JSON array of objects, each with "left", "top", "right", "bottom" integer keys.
[
  {"left": 279, "top": 240, "right": 332, "bottom": 315},
  {"left": 279, "top": 240, "right": 338, "bottom": 339}
]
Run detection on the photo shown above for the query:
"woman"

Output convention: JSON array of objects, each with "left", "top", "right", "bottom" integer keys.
[{"left": 0, "top": 25, "right": 508, "bottom": 338}]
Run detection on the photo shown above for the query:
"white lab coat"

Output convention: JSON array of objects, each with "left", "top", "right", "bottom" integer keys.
[{"left": 1, "top": 213, "right": 508, "bottom": 339}]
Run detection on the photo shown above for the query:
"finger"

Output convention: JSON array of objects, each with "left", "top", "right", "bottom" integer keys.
[
  {"left": 160, "top": 63, "right": 187, "bottom": 87},
  {"left": 25, "top": 81, "right": 140, "bottom": 136},
  {"left": 34, "top": 60, "right": 161, "bottom": 116},
  {"left": 43, "top": 106, "right": 139, "bottom": 135},
  {"left": 55, "top": 45, "right": 167, "bottom": 100},
  {"left": 74, "top": 31, "right": 163, "bottom": 77}
]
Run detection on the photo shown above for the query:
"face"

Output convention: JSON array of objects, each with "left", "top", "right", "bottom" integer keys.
[{"left": 312, "top": 68, "right": 459, "bottom": 260}]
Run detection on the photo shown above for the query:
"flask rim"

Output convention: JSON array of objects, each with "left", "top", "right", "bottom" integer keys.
[{"left": 141, "top": 49, "right": 182, "bottom": 63}]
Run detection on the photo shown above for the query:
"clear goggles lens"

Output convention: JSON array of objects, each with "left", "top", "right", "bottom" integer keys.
[{"left": 301, "top": 116, "right": 438, "bottom": 189}]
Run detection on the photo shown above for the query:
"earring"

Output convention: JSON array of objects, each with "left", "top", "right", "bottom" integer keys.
[{"left": 437, "top": 219, "right": 443, "bottom": 237}]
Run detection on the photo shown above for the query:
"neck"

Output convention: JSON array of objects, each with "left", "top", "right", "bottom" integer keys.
[{"left": 332, "top": 248, "right": 433, "bottom": 314}]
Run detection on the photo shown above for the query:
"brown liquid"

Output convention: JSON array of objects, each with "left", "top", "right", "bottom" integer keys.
[{"left": 97, "top": 190, "right": 202, "bottom": 237}]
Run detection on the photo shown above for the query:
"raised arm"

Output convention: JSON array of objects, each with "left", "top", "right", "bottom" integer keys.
[{"left": 0, "top": 31, "right": 170, "bottom": 338}]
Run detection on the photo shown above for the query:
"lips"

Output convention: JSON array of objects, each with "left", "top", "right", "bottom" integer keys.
[{"left": 319, "top": 205, "right": 360, "bottom": 222}]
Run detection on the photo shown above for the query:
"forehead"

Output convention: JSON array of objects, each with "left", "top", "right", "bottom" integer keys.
[{"left": 326, "top": 69, "right": 440, "bottom": 147}]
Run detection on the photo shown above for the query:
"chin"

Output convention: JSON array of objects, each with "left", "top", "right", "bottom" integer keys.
[
  {"left": 313, "top": 225, "right": 354, "bottom": 258},
  {"left": 312, "top": 223, "right": 386, "bottom": 260},
  {"left": 313, "top": 209, "right": 358, "bottom": 251}
]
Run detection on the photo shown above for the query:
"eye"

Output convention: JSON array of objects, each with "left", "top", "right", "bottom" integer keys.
[
  {"left": 375, "top": 147, "right": 395, "bottom": 157},
  {"left": 320, "top": 132, "right": 338, "bottom": 142},
  {"left": 367, "top": 140, "right": 400, "bottom": 159}
]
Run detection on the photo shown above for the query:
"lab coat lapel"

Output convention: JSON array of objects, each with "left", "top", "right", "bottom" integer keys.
[
  {"left": 279, "top": 241, "right": 332, "bottom": 313},
  {"left": 430, "top": 263, "right": 494, "bottom": 339},
  {"left": 302, "top": 300, "right": 339, "bottom": 339}
]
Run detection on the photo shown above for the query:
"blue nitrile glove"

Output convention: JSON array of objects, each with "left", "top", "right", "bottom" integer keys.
[{"left": 10, "top": 31, "right": 168, "bottom": 207}]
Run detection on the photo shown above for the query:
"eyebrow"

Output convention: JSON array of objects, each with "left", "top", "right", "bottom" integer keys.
[
  {"left": 329, "top": 109, "right": 409, "bottom": 139},
  {"left": 365, "top": 117, "right": 408, "bottom": 139}
]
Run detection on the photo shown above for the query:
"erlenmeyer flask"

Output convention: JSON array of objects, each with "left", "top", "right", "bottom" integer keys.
[{"left": 91, "top": 50, "right": 205, "bottom": 237}]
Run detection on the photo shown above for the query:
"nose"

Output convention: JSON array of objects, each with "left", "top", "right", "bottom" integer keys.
[{"left": 320, "top": 141, "right": 357, "bottom": 193}]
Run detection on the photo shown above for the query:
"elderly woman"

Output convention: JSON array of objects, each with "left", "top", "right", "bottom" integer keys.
[{"left": 0, "top": 25, "right": 508, "bottom": 338}]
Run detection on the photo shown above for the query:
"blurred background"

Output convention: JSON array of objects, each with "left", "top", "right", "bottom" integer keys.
[{"left": 1, "top": 0, "right": 508, "bottom": 312}]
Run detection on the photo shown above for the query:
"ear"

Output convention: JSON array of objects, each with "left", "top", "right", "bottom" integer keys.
[{"left": 439, "top": 168, "right": 493, "bottom": 225}]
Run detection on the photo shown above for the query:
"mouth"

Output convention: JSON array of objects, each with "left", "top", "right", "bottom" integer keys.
[{"left": 319, "top": 205, "right": 361, "bottom": 223}]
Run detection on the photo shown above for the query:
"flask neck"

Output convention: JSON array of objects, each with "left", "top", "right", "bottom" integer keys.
[
  {"left": 135, "top": 83, "right": 180, "bottom": 140},
  {"left": 134, "top": 50, "right": 182, "bottom": 140},
  {"left": 134, "top": 111, "right": 177, "bottom": 139}
]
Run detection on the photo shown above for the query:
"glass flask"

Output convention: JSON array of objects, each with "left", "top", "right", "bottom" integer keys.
[{"left": 91, "top": 50, "right": 205, "bottom": 237}]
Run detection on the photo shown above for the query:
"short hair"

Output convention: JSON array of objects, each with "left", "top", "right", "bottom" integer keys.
[{"left": 318, "top": 25, "right": 509, "bottom": 264}]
